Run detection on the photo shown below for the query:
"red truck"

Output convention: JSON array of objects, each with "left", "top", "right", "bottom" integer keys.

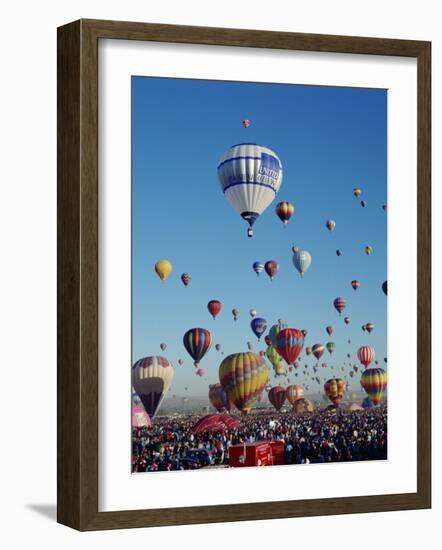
[{"left": 228, "top": 440, "right": 285, "bottom": 468}]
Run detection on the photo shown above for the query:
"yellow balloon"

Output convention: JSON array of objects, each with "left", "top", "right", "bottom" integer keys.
[{"left": 154, "top": 259, "right": 172, "bottom": 282}]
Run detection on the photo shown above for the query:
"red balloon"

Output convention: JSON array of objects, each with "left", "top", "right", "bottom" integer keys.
[
  {"left": 268, "top": 386, "right": 287, "bottom": 411},
  {"left": 264, "top": 260, "right": 279, "bottom": 280},
  {"left": 191, "top": 414, "right": 240, "bottom": 433},
  {"left": 276, "top": 328, "right": 304, "bottom": 365},
  {"left": 207, "top": 300, "right": 222, "bottom": 320}
]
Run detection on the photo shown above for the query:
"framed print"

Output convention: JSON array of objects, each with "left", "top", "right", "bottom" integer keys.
[{"left": 57, "top": 19, "right": 431, "bottom": 530}]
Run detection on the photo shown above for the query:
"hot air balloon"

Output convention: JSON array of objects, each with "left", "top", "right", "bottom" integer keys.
[
  {"left": 333, "top": 297, "right": 347, "bottom": 315},
  {"left": 324, "top": 378, "right": 347, "bottom": 406},
  {"left": 264, "top": 335, "right": 272, "bottom": 346},
  {"left": 357, "top": 345, "right": 375, "bottom": 369},
  {"left": 215, "top": 344, "right": 221, "bottom": 352},
  {"left": 218, "top": 143, "right": 283, "bottom": 237},
  {"left": 361, "top": 200, "right": 367, "bottom": 208},
  {"left": 251, "top": 317, "right": 267, "bottom": 340},
  {"left": 181, "top": 272, "right": 191, "bottom": 286},
  {"left": 336, "top": 249, "right": 342, "bottom": 257},
  {"left": 264, "top": 260, "right": 279, "bottom": 280},
  {"left": 365, "top": 323, "right": 375, "bottom": 334},
  {"left": 275, "top": 201, "right": 294, "bottom": 225},
  {"left": 326, "top": 219, "right": 336, "bottom": 232},
  {"left": 207, "top": 300, "right": 222, "bottom": 320},
  {"left": 293, "top": 398, "right": 315, "bottom": 414},
  {"left": 269, "top": 320, "right": 288, "bottom": 346},
  {"left": 232, "top": 308, "right": 240, "bottom": 321},
  {"left": 351, "top": 280, "right": 360, "bottom": 290},
  {"left": 132, "top": 356, "right": 174, "bottom": 418},
  {"left": 326, "top": 326, "right": 334, "bottom": 336},
  {"left": 276, "top": 328, "right": 304, "bottom": 365},
  {"left": 344, "top": 316, "right": 351, "bottom": 325},
  {"left": 252, "top": 261, "right": 264, "bottom": 276},
  {"left": 160, "top": 343, "right": 167, "bottom": 351},
  {"left": 291, "top": 245, "right": 299, "bottom": 254},
  {"left": 362, "top": 324, "right": 366, "bottom": 332},
  {"left": 360, "top": 368, "right": 387, "bottom": 405},
  {"left": 305, "top": 346, "right": 312, "bottom": 356},
  {"left": 209, "top": 383, "right": 230, "bottom": 412},
  {"left": 196, "top": 368, "right": 205, "bottom": 377},
  {"left": 326, "top": 342, "right": 336, "bottom": 354},
  {"left": 178, "top": 358, "right": 184, "bottom": 365},
  {"left": 266, "top": 345, "right": 285, "bottom": 376},
  {"left": 365, "top": 245, "right": 373, "bottom": 255},
  {"left": 247, "top": 341, "right": 253, "bottom": 350},
  {"left": 268, "top": 386, "right": 287, "bottom": 411},
  {"left": 219, "top": 352, "right": 268, "bottom": 414},
  {"left": 312, "top": 343, "right": 325, "bottom": 360},
  {"left": 353, "top": 187, "right": 362, "bottom": 198},
  {"left": 292, "top": 249, "right": 312, "bottom": 278},
  {"left": 154, "top": 259, "right": 172, "bottom": 282},
  {"left": 249, "top": 308, "right": 257, "bottom": 318},
  {"left": 301, "top": 329, "right": 308, "bottom": 337},
  {"left": 132, "top": 405, "right": 152, "bottom": 428},
  {"left": 192, "top": 413, "right": 239, "bottom": 433},
  {"left": 362, "top": 397, "right": 374, "bottom": 408},
  {"left": 286, "top": 385, "right": 304, "bottom": 406},
  {"left": 183, "top": 328, "right": 212, "bottom": 367},
  {"left": 242, "top": 119, "right": 251, "bottom": 128},
  {"left": 382, "top": 281, "right": 387, "bottom": 296},
  {"left": 382, "top": 204, "right": 387, "bottom": 212}
]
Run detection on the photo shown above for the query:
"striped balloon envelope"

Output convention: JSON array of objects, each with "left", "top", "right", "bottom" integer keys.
[
  {"left": 275, "top": 201, "right": 295, "bottom": 225},
  {"left": 360, "top": 368, "right": 387, "bottom": 405},
  {"left": 312, "top": 343, "right": 325, "bottom": 360},
  {"left": 268, "top": 386, "right": 287, "bottom": 411},
  {"left": 333, "top": 297, "right": 347, "bottom": 315},
  {"left": 292, "top": 398, "right": 314, "bottom": 413},
  {"left": 276, "top": 328, "right": 304, "bottom": 365},
  {"left": 132, "top": 356, "right": 174, "bottom": 418},
  {"left": 286, "top": 384, "right": 304, "bottom": 405},
  {"left": 218, "top": 143, "right": 283, "bottom": 237},
  {"left": 183, "top": 328, "right": 212, "bottom": 367},
  {"left": 357, "top": 345, "right": 375, "bottom": 369},
  {"left": 219, "top": 352, "right": 269, "bottom": 415}
]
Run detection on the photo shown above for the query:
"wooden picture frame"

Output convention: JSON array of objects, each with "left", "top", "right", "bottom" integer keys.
[{"left": 57, "top": 19, "right": 431, "bottom": 531}]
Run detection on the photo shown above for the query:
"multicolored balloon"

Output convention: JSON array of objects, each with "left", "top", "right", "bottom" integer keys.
[
  {"left": 351, "top": 280, "right": 360, "bottom": 290},
  {"left": 305, "top": 346, "right": 312, "bottom": 356},
  {"left": 251, "top": 317, "right": 267, "bottom": 340},
  {"left": 218, "top": 143, "right": 283, "bottom": 237},
  {"left": 183, "top": 328, "right": 212, "bottom": 367},
  {"left": 264, "top": 260, "right": 279, "bottom": 280},
  {"left": 252, "top": 261, "right": 264, "bottom": 276},
  {"left": 312, "top": 343, "right": 325, "bottom": 360},
  {"left": 242, "top": 119, "right": 251, "bottom": 128},
  {"left": 360, "top": 367, "right": 387, "bottom": 405},
  {"left": 219, "top": 352, "right": 269, "bottom": 414},
  {"left": 154, "top": 259, "right": 172, "bottom": 282},
  {"left": 344, "top": 316, "right": 351, "bottom": 325},
  {"left": 326, "top": 219, "right": 336, "bottom": 232},
  {"left": 132, "top": 356, "right": 174, "bottom": 418},
  {"left": 268, "top": 386, "right": 287, "bottom": 411},
  {"left": 326, "top": 326, "right": 334, "bottom": 336},
  {"left": 180, "top": 272, "right": 192, "bottom": 286},
  {"left": 160, "top": 343, "right": 167, "bottom": 351},
  {"left": 286, "top": 385, "right": 304, "bottom": 406},
  {"left": 365, "top": 323, "right": 375, "bottom": 334},
  {"left": 275, "top": 201, "right": 295, "bottom": 227},
  {"left": 333, "top": 297, "right": 347, "bottom": 315},
  {"left": 276, "top": 328, "right": 304, "bottom": 365},
  {"left": 353, "top": 188, "right": 362, "bottom": 198},
  {"left": 232, "top": 308, "right": 240, "bottom": 321},
  {"left": 292, "top": 249, "right": 312, "bottom": 278},
  {"left": 249, "top": 308, "right": 257, "bottom": 318},
  {"left": 357, "top": 345, "right": 375, "bottom": 369},
  {"left": 209, "top": 383, "right": 233, "bottom": 412},
  {"left": 365, "top": 245, "right": 373, "bottom": 255},
  {"left": 207, "top": 300, "right": 222, "bottom": 320},
  {"left": 324, "top": 378, "right": 347, "bottom": 406}
]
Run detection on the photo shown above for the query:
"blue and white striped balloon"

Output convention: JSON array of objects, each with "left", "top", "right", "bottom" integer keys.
[
  {"left": 292, "top": 250, "right": 312, "bottom": 278},
  {"left": 217, "top": 143, "right": 283, "bottom": 237},
  {"left": 252, "top": 261, "right": 264, "bottom": 276}
]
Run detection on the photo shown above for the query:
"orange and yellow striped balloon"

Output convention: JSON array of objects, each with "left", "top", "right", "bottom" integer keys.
[
  {"left": 286, "top": 384, "right": 304, "bottom": 405},
  {"left": 324, "top": 378, "right": 347, "bottom": 406},
  {"left": 275, "top": 201, "right": 295, "bottom": 225},
  {"left": 219, "top": 352, "right": 268, "bottom": 414}
]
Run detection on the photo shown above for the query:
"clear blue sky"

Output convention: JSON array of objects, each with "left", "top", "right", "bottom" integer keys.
[{"left": 132, "top": 76, "right": 387, "bottom": 398}]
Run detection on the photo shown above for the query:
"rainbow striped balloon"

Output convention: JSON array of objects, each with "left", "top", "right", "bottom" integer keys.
[
  {"left": 360, "top": 367, "right": 387, "bottom": 405},
  {"left": 183, "top": 328, "right": 212, "bottom": 367},
  {"left": 219, "top": 352, "right": 268, "bottom": 414}
]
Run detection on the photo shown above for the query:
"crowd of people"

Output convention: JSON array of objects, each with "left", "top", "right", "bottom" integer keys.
[{"left": 132, "top": 406, "right": 387, "bottom": 472}]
